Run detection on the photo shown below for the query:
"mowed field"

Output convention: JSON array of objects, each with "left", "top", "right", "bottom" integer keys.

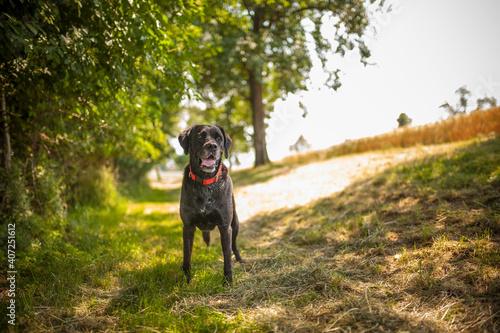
[{"left": 10, "top": 137, "right": 500, "bottom": 332}]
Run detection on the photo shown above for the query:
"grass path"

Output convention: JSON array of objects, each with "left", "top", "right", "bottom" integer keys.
[
  {"left": 233, "top": 143, "right": 464, "bottom": 221},
  {"left": 148, "top": 143, "right": 464, "bottom": 221},
  {"left": 14, "top": 138, "right": 500, "bottom": 332}
]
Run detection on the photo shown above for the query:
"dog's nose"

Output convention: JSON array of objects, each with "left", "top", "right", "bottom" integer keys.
[{"left": 204, "top": 142, "right": 216, "bottom": 150}]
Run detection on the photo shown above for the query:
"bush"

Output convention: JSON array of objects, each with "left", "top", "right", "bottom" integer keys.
[
  {"left": 114, "top": 157, "right": 155, "bottom": 183},
  {"left": 0, "top": 158, "right": 66, "bottom": 259},
  {"left": 0, "top": 161, "right": 31, "bottom": 233},
  {"left": 72, "top": 166, "right": 121, "bottom": 208}
]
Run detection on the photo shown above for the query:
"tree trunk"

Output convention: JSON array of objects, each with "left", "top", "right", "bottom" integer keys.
[
  {"left": 1, "top": 89, "right": 11, "bottom": 171},
  {"left": 249, "top": 70, "right": 270, "bottom": 166}
]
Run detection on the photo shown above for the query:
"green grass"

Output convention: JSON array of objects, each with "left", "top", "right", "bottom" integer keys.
[
  {"left": 12, "top": 137, "right": 500, "bottom": 332},
  {"left": 120, "top": 180, "right": 181, "bottom": 203},
  {"left": 15, "top": 199, "right": 257, "bottom": 331}
]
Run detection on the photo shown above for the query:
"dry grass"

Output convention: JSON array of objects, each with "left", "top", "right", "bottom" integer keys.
[
  {"left": 172, "top": 137, "right": 500, "bottom": 332},
  {"left": 282, "top": 107, "right": 500, "bottom": 165},
  {"left": 234, "top": 143, "right": 463, "bottom": 221},
  {"left": 12, "top": 127, "right": 500, "bottom": 331}
]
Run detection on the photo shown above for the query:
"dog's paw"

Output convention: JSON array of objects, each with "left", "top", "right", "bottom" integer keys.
[{"left": 223, "top": 276, "right": 233, "bottom": 286}]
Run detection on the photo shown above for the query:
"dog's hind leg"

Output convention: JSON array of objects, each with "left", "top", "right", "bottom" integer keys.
[
  {"left": 231, "top": 195, "right": 245, "bottom": 264},
  {"left": 202, "top": 231, "right": 210, "bottom": 246}
]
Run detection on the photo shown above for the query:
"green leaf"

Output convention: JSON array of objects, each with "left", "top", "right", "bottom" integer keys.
[{"left": 25, "top": 22, "right": 38, "bottom": 35}]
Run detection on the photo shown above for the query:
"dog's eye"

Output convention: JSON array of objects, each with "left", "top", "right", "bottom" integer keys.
[
  {"left": 197, "top": 135, "right": 202, "bottom": 140},
  {"left": 216, "top": 137, "right": 222, "bottom": 141}
]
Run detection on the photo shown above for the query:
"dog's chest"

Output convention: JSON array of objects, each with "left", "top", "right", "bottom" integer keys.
[
  {"left": 193, "top": 193, "right": 218, "bottom": 214},
  {"left": 190, "top": 210, "right": 221, "bottom": 231},
  {"left": 182, "top": 185, "right": 225, "bottom": 229}
]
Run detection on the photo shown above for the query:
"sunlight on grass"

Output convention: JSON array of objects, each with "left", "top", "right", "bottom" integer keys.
[
  {"left": 234, "top": 143, "right": 463, "bottom": 221},
  {"left": 16, "top": 137, "right": 500, "bottom": 332}
]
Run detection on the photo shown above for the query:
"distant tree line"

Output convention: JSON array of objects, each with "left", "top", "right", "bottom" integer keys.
[
  {"left": 396, "top": 85, "right": 497, "bottom": 128},
  {"left": 440, "top": 85, "right": 497, "bottom": 117}
]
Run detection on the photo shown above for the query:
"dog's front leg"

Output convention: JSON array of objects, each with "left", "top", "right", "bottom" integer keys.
[
  {"left": 219, "top": 225, "right": 233, "bottom": 285},
  {"left": 183, "top": 225, "right": 196, "bottom": 284}
]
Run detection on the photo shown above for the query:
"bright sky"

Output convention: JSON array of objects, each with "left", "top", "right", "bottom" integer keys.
[{"left": 263, "top": 0, "right": 500, "bottom": 162}]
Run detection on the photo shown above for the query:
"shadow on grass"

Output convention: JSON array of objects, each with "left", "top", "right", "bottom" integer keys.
[
  {"left": 17, "top": 138, "right": 500, "bottom": 332},
  {"left": 107, "top": 138, "right": 500, "bottom": 331},
  {"left": 105, "top": 257, "right": 240, "bottom": 331},
  {"left": 232, "top": 137, "right": 500, "bottom": 331},
  {"left": 16, "top": 204, "right": 188, "bottom": 331},
  {"left": 242, "top": 137, "right": 500, "bottom": 246}
]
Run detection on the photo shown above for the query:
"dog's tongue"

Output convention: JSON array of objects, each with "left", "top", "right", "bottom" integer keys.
[{"left": 201, "top": 158, "right": 216, "bottom": 167}]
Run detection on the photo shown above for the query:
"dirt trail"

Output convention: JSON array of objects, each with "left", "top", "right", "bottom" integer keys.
[
  {"left": 234, "top": 143, "right": 461, "bottom": 222},
  {"left": 149, "top": 143, "right": 462, "bottom": 221}
]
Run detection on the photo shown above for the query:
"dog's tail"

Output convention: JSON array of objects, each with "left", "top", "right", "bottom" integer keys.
[{"left": 202, "top": 231, "right": 210, "bottom": 247}]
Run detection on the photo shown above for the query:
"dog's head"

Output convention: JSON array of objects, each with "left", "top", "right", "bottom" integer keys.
[{"left": 178, "top": 125, "right": 232, "bottom": 173}]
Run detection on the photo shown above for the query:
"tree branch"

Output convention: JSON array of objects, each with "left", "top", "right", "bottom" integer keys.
[
  {"left": 31, "top": 157, "right": 42, "bottom": 214},
  {"left": 1, "top": 89, "right": 11, "bottom": 171},
  {"left": 242, "top": 0, "right": 253, "bottom": 13}
]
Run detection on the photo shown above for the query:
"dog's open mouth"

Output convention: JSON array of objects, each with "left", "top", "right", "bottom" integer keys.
[{"left": 200, "top": 156, "right": 217, "bottom": 169}]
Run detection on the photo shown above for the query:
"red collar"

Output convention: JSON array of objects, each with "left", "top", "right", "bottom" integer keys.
[{"left": 189, "top": 163, "right": 222, "bottom": 185}]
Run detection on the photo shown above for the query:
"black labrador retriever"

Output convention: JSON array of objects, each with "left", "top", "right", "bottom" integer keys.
[{"left": 178, "top": 125, "right": 245, "bottom": 284}]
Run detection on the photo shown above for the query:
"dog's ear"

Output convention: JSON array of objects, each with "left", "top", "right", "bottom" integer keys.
[
  {"left": 178, "top": 125, "right": 198, "bottom": 155},
  {"left": 217, "top": 126, "right": 232, "bottom": 159}
]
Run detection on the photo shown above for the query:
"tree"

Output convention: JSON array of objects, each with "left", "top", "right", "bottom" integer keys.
[
  {"left": 439, "top": 86, "right": 471, "bottom": 116},
  {"left": 196, "top": 0, "right": 382, "bottom": 166},
  {"left": 0, "top": 0, "right": 204, "bottom": 173},
  {"left": 456, "top": 86, "right": 471, "bottom": 114},
  {"left": 397, "top": 113, "right": 412, "bottom": 127},
  {"left": 476, "top": 96, "right": 497, "bottom": 110},
  {"left": 290, "top": 135, "right": 311, "bottom": 153},
  {"left": 439, "top": 85, "right": 498, "bottom": 117},
  {"left": 0, "top": 0, "right": 207, "bottom": 221},
  {"left": 0, "top": 89, "right": 10, "bottom": 171}
]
